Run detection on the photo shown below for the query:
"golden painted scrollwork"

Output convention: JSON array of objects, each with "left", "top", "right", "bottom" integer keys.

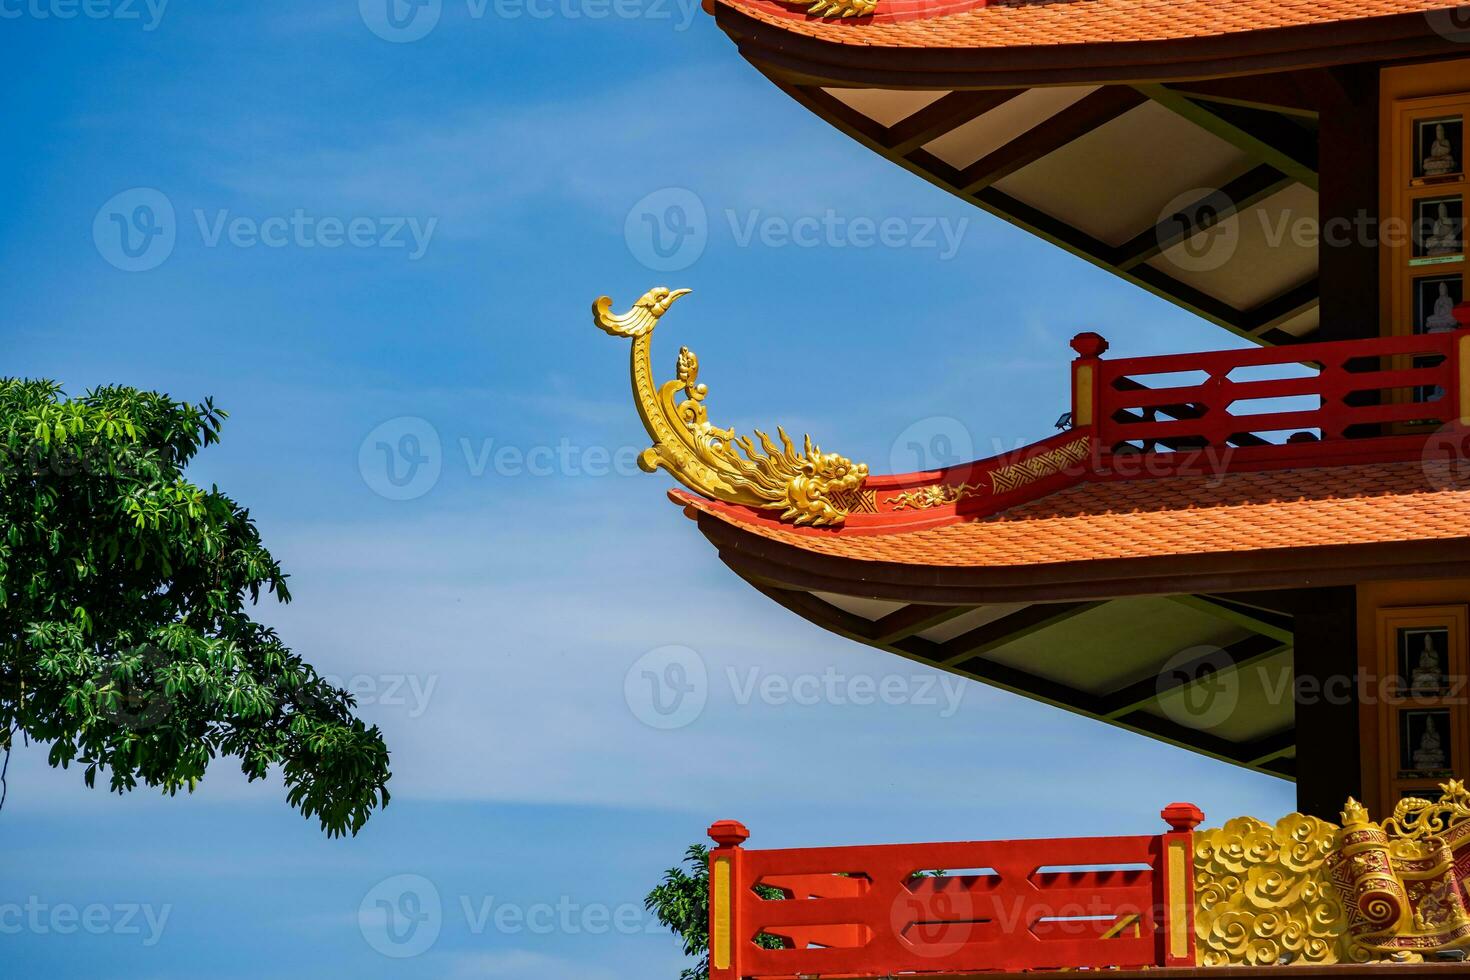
[
  {"left": 1329, "top": 785, "right": 1470, "bottom": 954},
  {"left": 989, "top": 436, "right": 1090, "bottom": 493},
  {"left": 886, "top": 437, "right": 1090, "bottom": 512},
  {"left": 1384, "top": 778, "right": 1470, "bottom": 842},
  {"left": 1194, "top": 812, "right": 1361, "bottom": 966},
  {"left": 889, "top": 483, "right": 984, "bottom": 511},
  {"left": 592, "top": 288, "right": 868, "bottom": 527}
]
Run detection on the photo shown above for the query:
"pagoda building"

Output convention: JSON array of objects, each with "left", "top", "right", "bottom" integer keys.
[{"left": 595, "top": 0, "right": 1470, "bottom": 971}]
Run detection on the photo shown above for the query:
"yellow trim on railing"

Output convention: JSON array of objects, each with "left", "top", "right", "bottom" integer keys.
[
  {"left": 711, "top": 857, "right": 731, "bottom": 971},
  {"left": 1074, "top": 364, "right": 1095, "bottom": 427},
  {"left": 1458, "top": 334, "right": 1470, "bottom": 425},
  {"left": 1166, "top": 837, "right": 1189, "bottom": 963}
]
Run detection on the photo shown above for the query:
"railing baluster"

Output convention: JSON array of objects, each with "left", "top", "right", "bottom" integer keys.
[
  {"left": 1090, "top": 329, "right": 1467, "bottom": 461},
  {"left": 708, "top": 806, "right": 1201, "bottom": 978}
]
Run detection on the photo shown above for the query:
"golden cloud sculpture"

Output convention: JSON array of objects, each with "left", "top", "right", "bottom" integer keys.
[
  {"left": 1195, "top": 782, "right": 1470, "bottom": 965},
  {"left": 592, "top": 288, "right": 867, "bottom": 527}
]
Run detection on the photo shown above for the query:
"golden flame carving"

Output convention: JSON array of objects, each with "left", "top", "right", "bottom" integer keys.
[{"left": 592, "top": 288, "right": 867, "bottom": 527}]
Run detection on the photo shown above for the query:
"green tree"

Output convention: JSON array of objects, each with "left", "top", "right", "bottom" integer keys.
[
  {"left": 645, "top": 845, "right": 785, "bottom": 980},
  {"left": 0, "top": 380, "right": 390, "bottom": 836}
]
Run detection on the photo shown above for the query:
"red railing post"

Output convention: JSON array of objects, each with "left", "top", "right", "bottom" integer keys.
[
  {"left": 708, "top": 820, "right": 749, "bottom": 980},
  {"left": 1159, "top": 802, "right": 1203, "bottom": 967},
  {"left": 1071, "top": 332, "right": 1109, "bottom": 437}
]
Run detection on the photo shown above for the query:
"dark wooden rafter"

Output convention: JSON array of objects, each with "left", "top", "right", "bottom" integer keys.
[
  {"left": 747, "top": 579, "right": 1302, "bottom": 779},
  {"left": 937, "top": 601, "right": 1101, "bottom": 664},
  {"left": 1163, "top": 75, "right": 1321, "bottom": 120},
  {"left": 1207, "top": 588, "right": 1335, "bottom": 618},
  {"left": 1099, "top": 634, "right": 1290, "bottom": 719},
  {"left": 1136, "top": 83, "right": 1320, "bottom": 192},
  {"left": 1242, "top": 729, "right": 1296, "bottom": 767},
  {"left": 881, "top": 88, "right": 1024, "bottom": 156},
  {"left": 868, "top": 602, "right": 977, "bottom": 644},
  {"left": 954, "top": 87, "right": 1147, "bottom": 193},
  {"left": 1170, "top": 594, "right": 1294, "bottom": 642},
  {"left": 1246, "top": 279, "right": 1320, "bottom": 336},
  {"left": 1114, "top": 163, "right": 1296, "bottom": 271},
  {"left": 772, "top": 78, "right": 1311, "bottom": 347}
]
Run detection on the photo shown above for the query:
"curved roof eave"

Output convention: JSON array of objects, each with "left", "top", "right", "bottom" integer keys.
[{"left": 715, "top": 4, "right": 1467, "bottom": 89}]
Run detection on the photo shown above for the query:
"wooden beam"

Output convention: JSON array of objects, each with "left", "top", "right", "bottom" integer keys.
[
  {"left": 1169, "top": 594, "right": 1295, "bottom": 643},
  {"left": 882, "top": 89, "right": 1024, "bottom": 157},
  {"left": 1099, "top": 634, "right": 1290, "bottom": 719},
  {"left": 1110, "top": 708, "right": 1289, "bottom": 773},
  {"left": 1242, "top": 729, "right": 1296, "bottom": 767},
  {"left": 1247, "top": 279, "right": 1320, "bottom": 336},
  {"left": 1206, "top": 589, "right": 1333, "bottom": 618},
  {"left": 1115, "top": 164, "right": 1295, "bottom": 271},
  {"left": 1163, "top": 77, "right": 1320, "bottom": 119},
  {"left": 972, "top": 184, "right": 1269, "bottom": 342},
  {"left": 933, "top": 642, "right": 1107, "bottom": 715},
  {"left": 1128, "top": 263, "right": 1270, "bottom": 339},
  {"left": 954, "top": 87, "right": 1147, "bottom": 194},
  {"left": 776, "top": 77, "right": 1307, "bottom": 348},
  {"left": 748, "top": 582, "right": 1295, "bottom": 780},
  {"left": 937, "top": 601, "right": 1102, "bottom": 664},
  {"left": 751, "top": 584, "right": 895, "bottom": 644},
  {"left": 869, "top": 603, "right": 978, "bottom": 644},
  {"left": 1137, "top": 84, "right": 1319, "bottom": 192}
]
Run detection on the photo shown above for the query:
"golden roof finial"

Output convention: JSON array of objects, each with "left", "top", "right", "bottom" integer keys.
[{"left": 592, "top": 288, "right": 868, "bottom": 527}]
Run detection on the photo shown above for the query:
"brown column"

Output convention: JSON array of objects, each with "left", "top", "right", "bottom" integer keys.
[
  {"left": 1294, "top": 585, "right": 1362, "bottom": 820},
  {"left": 1313, "top": 65, "right": 1380, "bottom": 341}
]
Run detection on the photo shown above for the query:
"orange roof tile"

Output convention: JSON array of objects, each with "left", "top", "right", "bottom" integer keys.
[
  {"left": 716, "top": 0, "right": 1467, "bottom": 49},
  {"left": 681, "top": 460, "right": 1470, "bottom": 567}
]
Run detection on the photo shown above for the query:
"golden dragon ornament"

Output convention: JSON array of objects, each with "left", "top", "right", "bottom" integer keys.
[
  {"left": 592, "top": 287, "right": 868, "bottom": 527},
  {"left": 807, "top": 0, "right": 876, "bottom": 18}
]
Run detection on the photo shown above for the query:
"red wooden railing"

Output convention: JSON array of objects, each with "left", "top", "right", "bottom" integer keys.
[
  {"left": 707, "top": 804, "right": 1202, "bottom": 979},
  {"left": 1071, "top": 328, "right": 1470, "bottom": 470}
]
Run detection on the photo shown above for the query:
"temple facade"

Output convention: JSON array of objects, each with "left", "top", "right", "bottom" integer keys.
[{"left": 594, "top": 0, "right": 1470, "bottom": 972}]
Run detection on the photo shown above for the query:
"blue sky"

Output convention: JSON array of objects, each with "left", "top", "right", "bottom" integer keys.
[{"left": 1, "top": 3, "right": 1295, "bottom": 977}]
